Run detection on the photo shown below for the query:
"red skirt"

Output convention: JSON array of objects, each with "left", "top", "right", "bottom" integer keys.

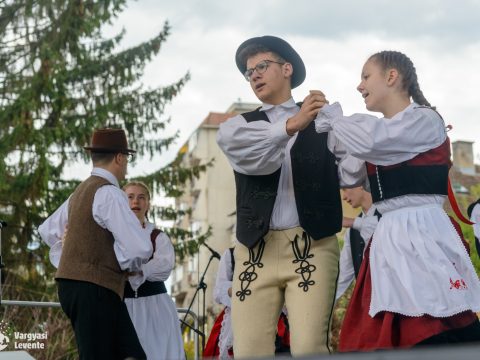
[
  {"left": 339, "top": 216, "right": 478, "bottom": 351},
  {"left": 204, "top": 308, "right": 232, "bottom": 358},
  {"left": 204, "top": 308, "right": 290, "bottom": 357}
]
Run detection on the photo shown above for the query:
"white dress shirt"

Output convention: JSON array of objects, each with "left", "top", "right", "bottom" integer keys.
[
  {"left": 38, "top": 167, "right": 152, "bottom": 271},
  {"left": 217, "top": 98, "right": 365, "bottom": 230}
]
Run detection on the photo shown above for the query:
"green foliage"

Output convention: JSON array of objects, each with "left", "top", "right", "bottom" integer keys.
[
  {"left": 459, "top": 220, "right": 480, "bottom": 275},
  {"left": 0, "top": 1, "right": 211, "bottom": 357},
  {"left": 470, "top": 184, "right": 480, "bottom": 199},
  {"left": 449, "top": 188, "right": 480, "bottom": 275},
  {"left": 0, "top": 0, "right": 210, "bottom": 270}
]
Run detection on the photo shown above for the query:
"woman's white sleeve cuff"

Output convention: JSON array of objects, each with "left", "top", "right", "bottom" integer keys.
[{"left": 314, "top": 102, "right": 342, "bottom": 133}]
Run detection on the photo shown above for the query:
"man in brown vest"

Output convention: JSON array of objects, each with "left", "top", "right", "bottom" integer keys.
[{"left": 39, "top": 128, "right": 153, "bottom": 360}]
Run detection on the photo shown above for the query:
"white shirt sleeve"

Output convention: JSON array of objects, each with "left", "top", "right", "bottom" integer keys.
[
  {"left": 327, "top": 132, "right": 367, "bottom": 188},
  {"left": 38, "top": 198, "right": 69, "bottom": 248},
  {"left": 93, "top": 186, "right": 152, "bottom": 271},
  {"left": 216, "top": 114, "right": 291, "bottom": 175},
  {"left": 38, "top": 198, "right": 70, "bottom": 268},
  {"left": 336, "top": 229, "right": 355, "bottom": 301},
  {"left": 128, "top": 232, "right": 175, "bottom": 290},
  {"left": 315, "top": 102, "right": 447, "bottom": 166},
  {"left": 353, "top": 206, "right": 379, "bottom": 241},
  {"left": 213, "top": 249, "right": 233, "bottom": 307}
]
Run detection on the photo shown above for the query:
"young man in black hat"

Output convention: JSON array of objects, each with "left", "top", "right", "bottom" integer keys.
[
  {"left": 217, "top": 35, "right": 364, "bottom": 357},
  {"left": 39, "top": 128, "right": 152, "bottom": 360}
]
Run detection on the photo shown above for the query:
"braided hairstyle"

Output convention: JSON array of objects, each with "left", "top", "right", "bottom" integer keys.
[{"left": 369, "top": 51, "right": 435, "bottom": 110}]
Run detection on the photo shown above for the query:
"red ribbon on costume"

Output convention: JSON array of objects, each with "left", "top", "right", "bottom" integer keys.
[{"left": 448, "top": 177, "right": 474, "bottom": 225}]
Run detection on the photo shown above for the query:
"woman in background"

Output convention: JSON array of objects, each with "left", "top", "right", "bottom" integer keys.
[{"left": 124, "top": 181, "right": 185, "bottom": 359}]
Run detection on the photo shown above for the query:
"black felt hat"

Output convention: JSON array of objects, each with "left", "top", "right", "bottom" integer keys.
[
  {"left": 84, "top": 128, "right": 136, "bottom": 154},
  {"left": 235, "top": 35, "right": 306, "bottom": 89}
]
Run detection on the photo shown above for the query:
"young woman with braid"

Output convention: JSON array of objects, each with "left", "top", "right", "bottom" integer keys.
[{"left": 311, "top": 51, "right": 480, "bottom": 350}]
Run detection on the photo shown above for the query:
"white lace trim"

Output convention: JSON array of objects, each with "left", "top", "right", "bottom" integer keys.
[
  {"left": 218, "top": 307, "right": 233, "bottom": 359},
  {"left": 368, "top": 204, "right": 480, "bottom": 318},
  {"left": 368, "top": 305, "right": 480, "bottom": 318}
]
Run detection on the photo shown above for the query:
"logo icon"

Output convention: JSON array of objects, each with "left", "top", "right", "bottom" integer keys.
[{"left": 0, "top": 322, "right": 9, "bottom": 351}]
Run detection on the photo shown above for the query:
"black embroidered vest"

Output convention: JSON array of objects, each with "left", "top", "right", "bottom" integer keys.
[
  {"left": 366, "top": 138, "right": 451, "bottom": 204},
  {"left": 234, "top": 107, "right": 342, "bottom": 248}
]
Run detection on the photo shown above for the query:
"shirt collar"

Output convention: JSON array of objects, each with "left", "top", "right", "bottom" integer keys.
[
  {"left": 260, "top": 97, "right": 297, "bottom": 112},
  {"left": 91, "top": 167, "right": 119, "bottom": 188},
  {"left": 390, "top": 102, "right": 417, "bottom": 120}
]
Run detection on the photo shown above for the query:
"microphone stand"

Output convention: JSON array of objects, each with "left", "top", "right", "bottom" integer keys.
[{"left": 182, "top": 251, "right": 217, "bottom": 354}]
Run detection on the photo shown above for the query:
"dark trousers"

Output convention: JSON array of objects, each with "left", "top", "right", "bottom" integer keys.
[{"left": 57, "top": 279, "right": 146, "bottom": 360}]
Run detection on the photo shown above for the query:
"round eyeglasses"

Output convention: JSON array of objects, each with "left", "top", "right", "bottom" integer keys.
[
  {"left": 121, "top": 152, "right": 135, "bottom": 161},
  {"left": 243, "top": 60, "right": 285, "bottom": 81}
]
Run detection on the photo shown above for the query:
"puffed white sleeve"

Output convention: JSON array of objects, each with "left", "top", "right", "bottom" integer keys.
[
  {"left": 128, "top": 232, "right": 175, "bottom": 290},
  {"left": 213, "top": 249, "right": 233, "bottom": 307},
  {"left": 316, "top": 102, "right": 447, "bottom": 166},
  {"left": 216, "top": 114, "right": 291, "bottom": 175},
  {"left": 327, "top": 132, "right": 367, "bottom": 188}
]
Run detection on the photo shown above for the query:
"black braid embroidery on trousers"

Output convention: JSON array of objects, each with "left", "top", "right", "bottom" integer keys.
[
  {"left": 291, "top": 232, "right": 317, "bottom": 292},
  {"left": 236, "top": 239, "right": 265, "bottom": 301}
]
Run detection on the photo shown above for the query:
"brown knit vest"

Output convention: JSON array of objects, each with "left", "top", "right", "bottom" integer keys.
[{"left": 56, "top": 176, "right": 126, "bottom": 298}]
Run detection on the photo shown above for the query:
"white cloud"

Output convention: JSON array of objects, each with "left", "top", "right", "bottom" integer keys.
[{"left": 82, "top": 0, "right": 480, "bottom": 177}]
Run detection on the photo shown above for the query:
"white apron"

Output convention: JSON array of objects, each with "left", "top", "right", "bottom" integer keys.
[{"left": 369, "top": 201, "right": 480, "bottom": 317}]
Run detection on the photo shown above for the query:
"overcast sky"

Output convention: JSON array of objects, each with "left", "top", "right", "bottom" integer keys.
[{"left": 88, "top": 0, "right": 480, "bottom": 178}]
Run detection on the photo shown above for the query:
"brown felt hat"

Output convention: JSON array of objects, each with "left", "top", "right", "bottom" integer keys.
[{"left": 84, "top": 128, "right": 136, "bottom": 154}]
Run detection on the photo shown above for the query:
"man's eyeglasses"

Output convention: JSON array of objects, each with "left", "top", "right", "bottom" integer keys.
[
  {"left": 244, "top": 60, "right": 285, "bottom": 81},
  {"left": 121, "top": 152, "right": 135, "bottom": 161}
]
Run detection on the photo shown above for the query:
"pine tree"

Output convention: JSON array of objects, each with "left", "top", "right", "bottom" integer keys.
[{"left": 0, "top": 0, "right": 209, "bottom": 305}]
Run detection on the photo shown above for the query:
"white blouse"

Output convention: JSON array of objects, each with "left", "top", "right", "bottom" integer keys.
[
  {"left": 128, "top": 222, "right": 175, "bottom": 290},
  {"left": 314, "top": 102, "right": 447, "bottom": 166},
  {"left": 315, "top": 102, "right": 449, "bottom": 212}
]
